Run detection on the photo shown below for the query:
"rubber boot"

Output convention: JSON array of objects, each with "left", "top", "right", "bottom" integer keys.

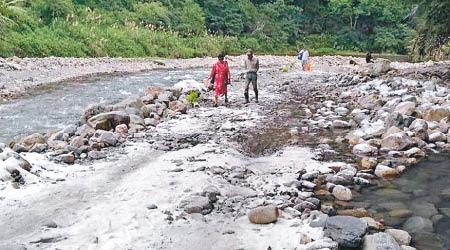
[
  {"left": 255, "top": 91, "right": 259, "bottom": 103},
  {"left": 244, "top": 93, "right": 249, "bottom": 103}
]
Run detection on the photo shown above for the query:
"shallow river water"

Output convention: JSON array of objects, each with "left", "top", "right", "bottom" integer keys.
[
  {"left": 0, "top": 68, "right": 209, "bottom": 143},
  {"left": 355, "top": 153, "right": 450, "bottom": 250}
]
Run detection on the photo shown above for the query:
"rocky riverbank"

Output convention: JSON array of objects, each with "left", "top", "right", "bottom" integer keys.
[{"left": 0, "top": 56, "right": 449, "bottom": 249}]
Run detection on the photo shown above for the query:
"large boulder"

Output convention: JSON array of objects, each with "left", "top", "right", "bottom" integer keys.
[
  {"left": 381, "top": 132, "right": 415, "bottom": 151},
  {"left": 248, "top": 205, "right": 279, "bottom": 224},
  {"left": 173, "top": 79, "right": 204, "bottom": 93},
  {"left": 87, "top": 111, "right": 130, "bottom": 131},
  {"left": 362, "top": 233, "right": 402, "bottom": 250},
  {"left": 361, "top": 60, "right": 391, "bottom": 76},
  {"left": 422, "top": 106, "right": 450, "bottom": 122},
  {"left": 325, "top": 216, "right": 368, "bottom": 248},
  {"left": 385, "top": 112, "right": 405, "bottom": 129}
]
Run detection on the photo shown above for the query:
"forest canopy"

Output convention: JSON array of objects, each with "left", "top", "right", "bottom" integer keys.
[{"left": 0, "top": 0, "right": 448, "bottom": 59}]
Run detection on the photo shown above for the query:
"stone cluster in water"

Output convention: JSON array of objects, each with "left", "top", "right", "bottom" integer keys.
[{"left": 283, "top": 61, "right": 450, "bottom": 249}]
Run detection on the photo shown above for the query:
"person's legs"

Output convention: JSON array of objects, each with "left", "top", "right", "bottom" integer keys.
[
  {"left": 302, "top": 60, "right": 307, "bottom": 70},
  {"left": 252, "top": 75, "right": 258, "bottom": 102},
  {"left": 244, "top": 74, "right": 251, "bottom": 103}
]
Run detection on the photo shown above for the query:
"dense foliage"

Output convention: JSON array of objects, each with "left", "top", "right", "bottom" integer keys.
[{"left": 0, "top": 0, "right": 447, "bottom": 59}]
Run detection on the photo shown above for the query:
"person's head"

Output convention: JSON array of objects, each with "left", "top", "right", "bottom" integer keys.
[
  {"left": 247, "top": 49, "right": 253, "bottom": 59},
  {"left": 218, "top": 53, "right": 225, "bottom": 61},
  {"left": 303, "top": 46, "right": 307, "bottom": 50}
]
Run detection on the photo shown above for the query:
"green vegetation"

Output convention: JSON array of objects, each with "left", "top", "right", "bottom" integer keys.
[
  {"left": 0, "top": 0, "right": 448, "bottom": 60},
  {"left": 186, "top": 91, "right": 201, "bottom": 104}
]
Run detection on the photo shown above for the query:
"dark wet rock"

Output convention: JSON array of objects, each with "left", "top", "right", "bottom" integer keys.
[
  {"left": 146, "top": 204, "right": 158, "bottom": 210},
  {"left": 179, "top": 195, "right": 213, "bottom": 215},
  {"left": 411, "top": 232, "right": 444, "bottom": 250},
  {"left": 12, "top": 144, "right": 28, "bottom": 153},
  {"left": 402, "top": 216, "right": 433, "bottom": 233},
  {"left": 248, "top": 205, "right": 279, "bottom": 224},
  {"left": 88, "top": 151, "right": 106, "bottom": 160},
  {"left": 325, "top": 215, "right": 368, "bottom": 248},
  {"left": 87, "top": 111, "right": 130, "bottom": 131},
  {"left": 411, "top": 201, "right": 438, "bottom": 218},
  {"left": 43, "top": 220, "right": 58, "bottom": 228},
  {"left": 362, "top": 232, "right": 402, "bottom": 250}
]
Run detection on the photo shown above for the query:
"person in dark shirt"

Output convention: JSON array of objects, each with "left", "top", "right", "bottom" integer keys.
[{"left": 366, "top": 51, "right": 374, "bottom": 63}]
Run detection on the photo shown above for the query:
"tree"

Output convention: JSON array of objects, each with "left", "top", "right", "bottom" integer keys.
[
  {"left": 330, "top": 0, "right": 363, "bottom": 29},
  {"left": 133, "top": 2, "right": 170, "bottom": 28}
]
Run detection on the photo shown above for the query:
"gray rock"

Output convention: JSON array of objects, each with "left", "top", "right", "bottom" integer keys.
[
  {"left": 179, "top": 195, "right": 213, "bottom": 215},
  {"left": 385, "top": 112, "right": 404, "bottom": 129},
  {"left": 310, "top": 213, "right": 329, "bottom": 228},
  {"left": 29, "top": 143, "right": 48, "bottom": 153},
  {"left": 385, "top": 229, "right": 411, "bottom": 246},
  {"left": 325, "top": 216, "right": 368, "bottom": 248},
  {"left": 95, "top": 130, "right": 117, "bottom": 146},
  {"left": 76, "top": 124, "right": 95, "bottom": 138},
  {"left": 411, "top": 202, "right": 438, "bottom": 218},
  {"left": 402, "top": 216, "right": 433, "bottom": 233},
  {"left": 363, "top": 232, "right": 402, "bottom": 250},
  {"left": 301, "top": 171, "right": 319, "bottom": 181},
  {"left": 394, "top": 102, "right": 416, "bottom": 116},
  {"left": 88, "top": 151, "right": 106, "bottom": 160},
  {"left": 87, "top": 111, "right": 130, "bottom": 131},
  {"left": 146, "top": 204, "right": 158, "bottom": 210}
]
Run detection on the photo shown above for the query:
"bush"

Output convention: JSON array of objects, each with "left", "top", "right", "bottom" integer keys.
[
  {"left": 133, "top": 2, "right": 170, "bottom": 28},
  {"left": 34, "top": 0, "right": 75, "bottom": 24}
]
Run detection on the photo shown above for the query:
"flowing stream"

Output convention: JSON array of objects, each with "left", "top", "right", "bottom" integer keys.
[
  {"left": 0, "top": 68, "right": 209, "bottom": 143},
  {"left": 355, "top": 154, "right": 450, "bottom": 250}
]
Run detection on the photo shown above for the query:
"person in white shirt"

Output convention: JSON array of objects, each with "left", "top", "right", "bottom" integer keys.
[{"left": 300, "top": 46, "right": 309, "bottom": 71}]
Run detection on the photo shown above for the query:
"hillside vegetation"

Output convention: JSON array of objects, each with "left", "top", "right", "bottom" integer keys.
[{"left": 0, "top": 0, "right": 448, "bottom": 59}]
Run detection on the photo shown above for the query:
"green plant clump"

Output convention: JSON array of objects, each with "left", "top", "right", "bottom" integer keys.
[{"left": 186, "top": 91, "right": 201, "bottom": 103}]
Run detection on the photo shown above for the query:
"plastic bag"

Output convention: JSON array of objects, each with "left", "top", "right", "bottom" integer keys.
[{"left": 306, "top": 62, "right": 311, "bottom": 71}]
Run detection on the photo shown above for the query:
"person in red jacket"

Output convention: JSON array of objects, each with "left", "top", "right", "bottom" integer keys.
[{"left": 208, "top": 53, "right": 231, "bottom": 107}]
